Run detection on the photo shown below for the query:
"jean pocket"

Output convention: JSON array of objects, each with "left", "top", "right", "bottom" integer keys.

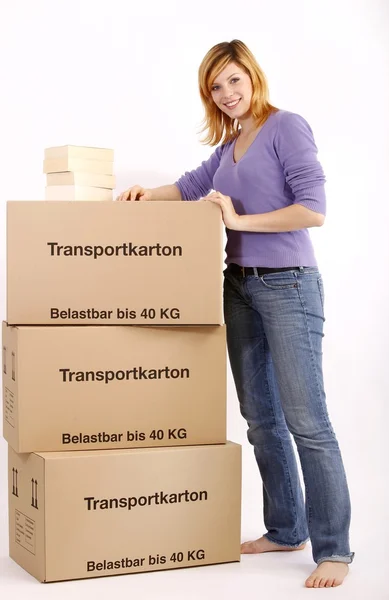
[{"left": 260, "top": 272, "right": 298, "bottom": 290}]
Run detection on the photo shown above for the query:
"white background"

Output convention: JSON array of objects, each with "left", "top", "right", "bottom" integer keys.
[{"left": 0, "top": 0, "right": 388, "bottom": 597}]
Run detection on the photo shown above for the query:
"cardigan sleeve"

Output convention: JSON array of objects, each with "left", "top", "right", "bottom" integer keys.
[
  {"left": 174, "top": 144, "right": 225, "bottom": 201},
  {"left": 274, "top": 111, "right": 326, "bottom": 215}
]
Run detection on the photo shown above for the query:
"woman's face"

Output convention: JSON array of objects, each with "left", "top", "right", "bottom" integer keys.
[{"left": 210, "top": 62, "right": 253, "bottom": 120}]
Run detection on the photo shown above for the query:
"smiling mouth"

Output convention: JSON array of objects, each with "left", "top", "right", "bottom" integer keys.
[{"left": 224, "top": 99, "right": 241, "bottom": 109}]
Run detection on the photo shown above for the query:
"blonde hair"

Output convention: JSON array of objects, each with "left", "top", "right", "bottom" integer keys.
[{"left": 198, "top": 39, "right": 279, "bottom": 146}]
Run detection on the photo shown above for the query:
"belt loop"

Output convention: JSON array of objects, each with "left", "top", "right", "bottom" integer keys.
[
  {"left": 253, "top": 267, "right": 259, "bottom": 279},
  {"left": 298, "top": 266, "right": 304, "bottom": 273},
  {"left": 241, "top": 266, "right": 245, "bottom": 277}
]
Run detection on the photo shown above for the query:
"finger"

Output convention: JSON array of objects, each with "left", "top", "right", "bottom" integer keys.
[{"left": 130, "top": 188, "right": 142, "bottom": 201}]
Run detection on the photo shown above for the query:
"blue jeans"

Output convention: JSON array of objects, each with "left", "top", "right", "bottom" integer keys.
[{"left": 223, "top": 265, "right": 354, "bottom": 565}]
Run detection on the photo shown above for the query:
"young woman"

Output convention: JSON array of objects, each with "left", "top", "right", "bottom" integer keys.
[{"left": 117, "top": 39, "right": 354, "bottom": 589}]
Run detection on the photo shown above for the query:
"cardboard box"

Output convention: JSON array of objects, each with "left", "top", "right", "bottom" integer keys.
[
  {"left": 43, "top": 158, "right": 114, "bottom": 175},
  {"left": 8, "top": 442, "right": 241, "bottom": 582},
  {"left": 2, "top": 322, "right": 227, "bottom": 452},
  {"left": 46, "top": 172, "right": 115, "bottom": 189},
  {"left": 44, "top": 145, "right": 114, "bottom": 162},
  {"left": 7, "top": 201, "right": 224, "bottom": 325},
  {"left": 44, "top": 186, "right": 113, "bottom": 201}
]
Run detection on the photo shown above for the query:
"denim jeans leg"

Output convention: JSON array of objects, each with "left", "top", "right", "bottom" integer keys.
[
  {"left": 223, "top": 273, "right": 309, "bottom": 547},
  {"left": 248, "top": 268, "right": 354, "bottom": 565}
]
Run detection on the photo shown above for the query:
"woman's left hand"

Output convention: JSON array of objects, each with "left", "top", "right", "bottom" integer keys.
[{"left": 206, "top": 191, "right": 241, "bottom": 230}]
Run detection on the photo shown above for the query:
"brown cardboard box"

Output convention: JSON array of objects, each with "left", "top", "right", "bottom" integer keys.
[
  {"left": 46, "top": 172, "right": 115, "bottom": 189},
  {"left": 44, "top": 186, "right": 113, "bottom": 201},
  {"left": 2, "top": 322, "right": 227, "bottom": 453},
  {"left": 43, "top": 158, "right": 114, "bottom": 175},
  {"left": 7, "top": 201, "right": 224, "bottom": 325},
  {"left": 44, "top": 145, "right": 114, "bottom": 162},
  {"left": 8, "top": 442, "right": 241, "bottom": 582}
]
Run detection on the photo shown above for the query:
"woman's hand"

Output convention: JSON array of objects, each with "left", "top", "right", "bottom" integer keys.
[
  {"left": 206, "top": 191, "right": 241, "bottom": 230},
  {"left": 116, "top": 185, "right": 152, "bottom": 201}
]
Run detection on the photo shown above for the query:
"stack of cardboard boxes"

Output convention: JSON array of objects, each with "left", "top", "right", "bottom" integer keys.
[
  {"left": 44, "top": 145, "right": 115, "bottom": 201},
  {"left": 2, "top": 146, "right": 242, "bottom": 583}
]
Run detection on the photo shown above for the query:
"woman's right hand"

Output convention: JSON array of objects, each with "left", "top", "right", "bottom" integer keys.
[{"left": 116, "top": 185, "right": 152, "bottom": 202}]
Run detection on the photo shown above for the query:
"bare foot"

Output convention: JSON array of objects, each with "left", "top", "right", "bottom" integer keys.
[
  {"left": 241, "top": 535, "right": 307, "bottom": 554},
  {"left": 305, "top": 562, "right": 349, "bottom": 588}
]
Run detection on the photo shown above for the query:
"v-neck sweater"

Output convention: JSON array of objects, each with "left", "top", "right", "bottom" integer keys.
[{"left": 174, "top": 109, "right": 326, "bottom": 267}]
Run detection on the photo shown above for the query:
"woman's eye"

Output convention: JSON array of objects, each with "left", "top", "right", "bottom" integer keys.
[{"left": 211, "top": 78, "right": 239, "bottom": 92}]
